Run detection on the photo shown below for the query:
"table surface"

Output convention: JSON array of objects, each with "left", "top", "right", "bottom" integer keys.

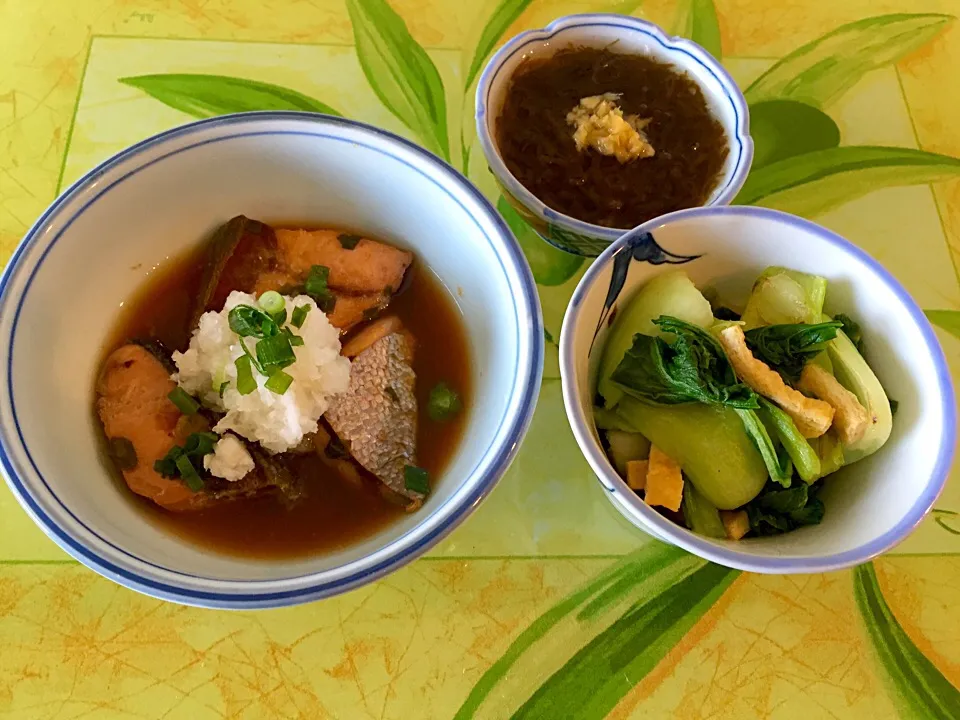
[{"left": 2, "top": 0, "right": 960, "bottom": 718}]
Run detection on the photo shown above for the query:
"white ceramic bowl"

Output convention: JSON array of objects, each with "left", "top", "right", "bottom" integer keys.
[
  {"left": 0, "top": 112, "right": 543, "bottom": 608},
  {"left": 560, "top": 206, "right": 955, "bottom": 573},
  {"left": 476, "top": 13, "right": 753, "bottom": 257}
]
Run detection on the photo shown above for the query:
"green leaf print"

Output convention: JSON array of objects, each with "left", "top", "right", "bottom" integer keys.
[
  {"left": 749, "top": 99, "right": 840, "bottom": 168},
  {"left": 346, "top": 0, "right": 450, "bottom": 161},
  {"left": 498, "top": 197, "right": 583, "bottom": 286},
  {"left": 745, "top": 14, "right": 954, "bottom": 107},
  {"left": 736, "top": 146, "right": 960, "bottom": 216},
  {"left": 463, "top": 0, "right": 534, "bottom": 91},
  {"left": 118, "top": 74, "right": 343, "bottom": 118},
  {"left": 455, "top": 543, "right": 738, "bottom": 719},
  {"left": 672, "top": 0, "right": 723, "bottom": 59},
  {"left": 925, "top": 310, "right": 960, "bottom": 340},
  {"left": 854, "top": 563, "right": 960, "bottom": 719}
]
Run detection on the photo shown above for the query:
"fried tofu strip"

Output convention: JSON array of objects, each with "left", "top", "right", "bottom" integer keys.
[
  {"left": 719, "top": 325, "right": 834, "bottom": 438},
  {"left": 797, "top": 363, "right": 870, "bottom": 445},
  {"left": 626, "top": 460, "right": 648, "bottom": 491},
  {"left": 720, "top": 510, "right": 750, "bottom": 540},
  {"left": 644, "top": 445, "right": 683, "bottom": 512}
]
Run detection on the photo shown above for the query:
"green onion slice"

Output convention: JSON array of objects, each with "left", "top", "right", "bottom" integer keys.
[
  {"left": 291, "top": 304, "right": 311, "bottom": 328},
  {"left": 427, "top": 382, "right": 462, "bottom": 422},
  {"left": 338, "top": 233, "right": 362, "bottom": 250},
  {"left": 404, "top": 465, "right": 430, "bottom": 495},
  {"left": 235, "top": 355, "right": 257, "bottom": 395},
  {"left": 256, "top": 333, "right": 296, "bottom": 368},
  {"left": 168, "top": 386, "right": 200, "bottom": 415},
  {"left": 258, "top": 290, "right": 285, "bottom": 315},
  {"left": 265, "top": 369, "right": 294, "bottom": 395},
  {"left": 175, "top": 454, "right": 204, "bottom": 492}
]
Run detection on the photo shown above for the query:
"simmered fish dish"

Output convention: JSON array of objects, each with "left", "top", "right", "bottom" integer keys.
[{"left": 96, "top": 217, "right": 471, "bottom": 558}]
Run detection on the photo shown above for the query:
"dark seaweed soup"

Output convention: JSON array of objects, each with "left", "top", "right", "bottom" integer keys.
[
  {"left": 100, "top": 229, "right": 472, "bottom": 559},
  {"left": 495, "top": 47, "right": 729, "bottom": 229}
]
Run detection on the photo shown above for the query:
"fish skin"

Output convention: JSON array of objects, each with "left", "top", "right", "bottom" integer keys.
[{"left": 326, "top": 332, "right": 420, "bottom": 499}]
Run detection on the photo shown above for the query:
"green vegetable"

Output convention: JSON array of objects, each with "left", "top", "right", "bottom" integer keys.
[
  {"left": 611, "top": 316, "right": 758, "bottom": 409},
  {"left": 175, "top": 453, "right": 204, "bottom": 491},
  {"left": 835, "top": 312, "right": 864, "bottom": 352},
  {"left": 614, "top": 397, "right": 768, "bottom": 509},
  {"left": 218, "top": 381, "right": 229, "bottom": 398},
  {"left": 823, "top": 316, "right": 892, "bottom": 463},
  {"left": 256, "top": 333, "right": 296, "bottom": 369},
  {"left": 291, "top": 304, "right": 311, "bottom": 328},
  {"left": 229, "top": 304, "right": 277, "bottom": 339},
  {"left": 167, "top": 386, "right": 200, "bottom": 415},
  {"left": 812, "top": 431, "right": 845, "bottom": 476},
  {"left": 264, "top": 369, "right": 294, "bottom": 395},
  {"left": 740, "top": 268, "right": 827, "bottom": 329},
  {"left": 746, "top": 482, "right": 825, "bottom": 536},
  {"left": 235, "top": 355, "right": 257, "bottom": 395},
  {"left": 258, "top": 290, "right": 285, "bottom": 315},
  {"left": 338, "top": 233, "right": 362, "bottom": 249},
  {"left": 593, "top": 407, "right": 641, "bottom": 433},
  {"left": 744, "top": 321, "right": 842, "bottom": 379},
  {"left": 428, "top": 382, "right": 462, "bottom": 421},
  {"left": 756, "top": 398, "right": 821, "bottom": 482},
  {"left": 305, "top": 265, "right": 336, "bottom": 312},
  {"left": 404, "top": 464, "right": 430, "bottom": 495},
  {"left": 153, "top": 431, "right": 219, "bottom": 491},
  {"left": 605, "top": 430, "right": 651, "bottom": 477},
  {"left": 734, "top": 408, "right": 794, "bottom": 487},
  {"left": 599, "top": 271, "right": 714, "bottom": 408},
  {"left": 287, "top": 331, "right": 305, "bottom": 347},
  {"left": 682, "top": 483, "right": 726, "bottom": 539},
  {"left": 107, "top": 437, "right": 138, "bottom": 471}
]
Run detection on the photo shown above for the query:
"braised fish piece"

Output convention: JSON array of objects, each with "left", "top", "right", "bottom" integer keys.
[
  {"left": 272, "top": 228, "right": 412, "bottom": 295},
  {"left": 326, "top": 332, "right": 421, "bottom": 503},
  {"left": 97, "top": 344, "right": 300, "bottom": 512},
  {"left": 326, "top": 292, "right": 392, "bottom": 332}
]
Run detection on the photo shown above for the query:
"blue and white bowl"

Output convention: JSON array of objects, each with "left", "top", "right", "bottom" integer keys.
[
  {"left": 560, "top": 206, "right": 955, "bottom": 573},
  {"left": 0, "top": 112, "right": 543, "bottom": 608},
  {"left": 475, "top": 13, "right": 753, "bottom": 257}
]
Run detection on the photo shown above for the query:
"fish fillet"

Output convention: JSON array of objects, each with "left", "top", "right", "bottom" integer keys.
[{"left": 325, "top": 332, "right": 420, "bottom": 500}]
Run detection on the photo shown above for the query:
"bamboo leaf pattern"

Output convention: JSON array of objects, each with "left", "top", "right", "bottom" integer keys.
[
  {"left": 736, "top": 146, "right": 960, "bottom": 216},
  {"left": 498, "top": 197, "right": 583, "bottom": 286},
  {"left": 463, "top": 0, "right": 534, "bottom": 91},
  {"left": 118, "top": 74, "right": 343, "bottom": 118},
  {"left": 454, "top": 543, "right": 737, "bottom": 719},
  {"left": 745, "top": 14, "right": 954, "bottom": 107},
  {"left": 672, "top": 0, "right": 723, "bottom": 59},
  {"left": 853, "top": 563, "right": 960, "bottom": 719},
  {"left": 926, "top": 310, "right": 960, "bottom": 340},
  {"left": 346, "top": 0, "right": 451, "bottom": 161}
]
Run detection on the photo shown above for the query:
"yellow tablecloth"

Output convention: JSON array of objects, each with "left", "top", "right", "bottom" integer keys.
[{"left": 1, "top": 1, "right": 959, "bottom": 717}]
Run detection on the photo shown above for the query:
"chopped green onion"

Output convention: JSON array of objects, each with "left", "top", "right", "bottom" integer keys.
[
  {"left": 427, "top": 382, "right": 462, "bottom": 422},
  {"left": 291, "top": 304, "right": 311, "bottom": 328},
  {"left": 317, "top": 293, "right": 336, "bottom": 313},
  {"left": 286, "top": 329, "right": 305, "bottom": 347},
  {"left": 305, "top": 265, "right": 330, "bottom": 296},
  {"left": 238, "top": 338, "right": 265, "bottom": 374},
  {"left": 265, "top": 369, "right": 294, "bottom": 395},
  {"left": 338, "top": 233, "right": 362, "bottom": 250},
  {"left": 175, "top": 453, "right": 204, "bottom": 492},
  {"left": 182, "top": 431, "right": 219, "bottom": 457},
  {"left": 219, "top": 381, "right": 229, "bottom": 398},
  {"left": 167, "top": 386, "right": 200, "bottom": 415},
  {"left": 404, "top": 465, "right": 430, "bottom": 495},
  {"left": 256, "top": 333, "right": 296, "bottom": 368},
  {"left": 235, "top": 355, "right": 257, "bottom": 395},
  {"left": 270, "top": 308, "right": 287, "bottom": 327},
  {"left": 258, "top": 290, "right": 285, "bottom": 315},
  {"left": 229, "top": 305, "right": 275, "bottom": 338}
]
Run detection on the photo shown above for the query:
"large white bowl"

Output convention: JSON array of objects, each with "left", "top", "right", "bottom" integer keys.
[
  {"left": 560, "top": 206, "right": 955, "bottom": 573},
  {"left": 0, "top": 112, "right": 543, "bottom": 608},
  {"left": 476, "top": 13, "right": 753, "bottom": 257}
]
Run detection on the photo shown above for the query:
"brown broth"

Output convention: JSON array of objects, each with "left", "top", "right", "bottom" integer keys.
[
  {"left": 101, "top": 228, "right": 472, "bottom": 559},
  {"left": 495, "top": 47, "right": 729, "bottom": 229}
]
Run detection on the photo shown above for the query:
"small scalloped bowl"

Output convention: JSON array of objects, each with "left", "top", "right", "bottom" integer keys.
[
  {"left": 475, "top": 13, "right": 753, "bottom": 257},
  {"left": 0, "top": 112, "right": 543, "bottom": 608},
  {"left": 560, "top": 206, "right": 955, "bottom": 573}
]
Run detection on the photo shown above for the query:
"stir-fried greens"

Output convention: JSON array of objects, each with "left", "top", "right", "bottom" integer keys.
[{"left": 595, "top": 267, "right": 893, "bottom": 540}]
